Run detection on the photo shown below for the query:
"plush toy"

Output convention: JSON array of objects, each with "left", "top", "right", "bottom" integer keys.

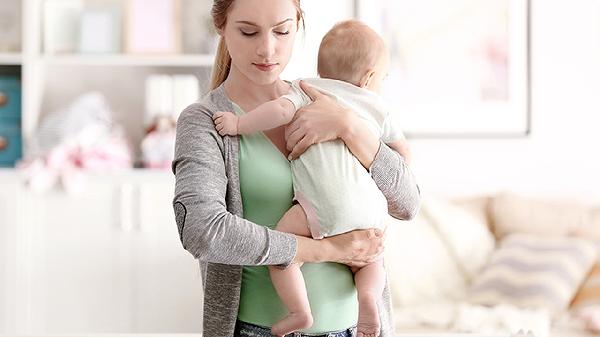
[
  {"left": 18, "top": 92, "right": 133, "bottom": 194},
  {"left": 140, "top": 115, "right": 176, "bottom": 170}
]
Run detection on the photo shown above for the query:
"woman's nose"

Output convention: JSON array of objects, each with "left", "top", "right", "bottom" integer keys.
[{"left": 256, "top": 34, "right": 276, "bottom": 58}]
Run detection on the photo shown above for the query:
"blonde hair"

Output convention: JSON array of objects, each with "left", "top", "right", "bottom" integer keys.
[
  {"left": 317, "top": 20, "right": 387, "bottom": 86},
  {"left": 210, "top": 0, "right": 305, "bottom": 90}
]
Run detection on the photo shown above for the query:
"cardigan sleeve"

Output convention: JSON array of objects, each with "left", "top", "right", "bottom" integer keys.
[
  {"left": 171, "top": 103, "right": 296, "bottom": 267},
  {"left": 369, "top": 141, "right": 421, "bottom": 220}
]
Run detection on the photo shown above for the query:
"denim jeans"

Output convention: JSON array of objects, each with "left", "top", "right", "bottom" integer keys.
[{"left": 234, "top": 319, "right": 357, "bottom": 337}]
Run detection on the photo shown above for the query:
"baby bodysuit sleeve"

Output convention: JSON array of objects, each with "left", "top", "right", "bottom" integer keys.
[
  {"left": 281, "top": 79, "right": 312, "bottom": 110},
  {"left": 381, "top": 110, "right": 406, "bottom": 143}
]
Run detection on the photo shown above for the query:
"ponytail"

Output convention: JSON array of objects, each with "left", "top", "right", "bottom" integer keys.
[{"left": 210, "top": 37, "right": 231, "bottom": 90}]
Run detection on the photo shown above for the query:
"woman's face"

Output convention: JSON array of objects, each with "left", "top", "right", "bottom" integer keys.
[{"left": 221, "top": 0, "right": 298, "bottom": 86}]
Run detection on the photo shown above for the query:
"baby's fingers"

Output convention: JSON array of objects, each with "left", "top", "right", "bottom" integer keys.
[{"left": 212, "top": 111, "right": 225, "bottom": 120}]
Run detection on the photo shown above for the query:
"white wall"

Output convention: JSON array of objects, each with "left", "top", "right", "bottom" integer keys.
[
  {"left": 282, "top": 0, "right": 354, "bottom": 80},
  {"left": 292, "top": 0, "right": 600, "bottom": 202}
]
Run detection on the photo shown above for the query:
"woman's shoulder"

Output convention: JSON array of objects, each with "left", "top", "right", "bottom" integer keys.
[
  {"left": 177, "top": 84, "right": 233, "bottom": 127},
  {"left": 174, "top": 87, "right": 230, "bottom": 162}
]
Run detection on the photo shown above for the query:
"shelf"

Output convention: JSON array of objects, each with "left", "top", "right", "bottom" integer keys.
[
  {"left": 40, "top": 54, "right": 215, "bottom": 67},
  {"left": 0, "top": 53, "right": 22, "bottom": 65},
  {"left": 18, "top": 335, "right": 202, "bottom": 337},
  {"left": 0, "top": 168, "right": 173, "bottom": 185}
]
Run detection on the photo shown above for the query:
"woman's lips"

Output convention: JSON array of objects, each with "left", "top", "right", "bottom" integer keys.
[{"left": 254, "top": 63, "right": 277, "bottom": 72}]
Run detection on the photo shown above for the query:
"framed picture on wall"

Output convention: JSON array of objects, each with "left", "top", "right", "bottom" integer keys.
[{"left": 356, "top": 0, "right": 530, "bottom": 138}]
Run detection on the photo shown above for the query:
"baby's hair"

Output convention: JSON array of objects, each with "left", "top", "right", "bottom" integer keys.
[{"left": 317, "top": 19, "right": 387, "bottom": 86}]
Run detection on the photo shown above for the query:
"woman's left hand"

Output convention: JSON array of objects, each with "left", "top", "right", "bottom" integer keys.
[{"left": 285, "top": 80, "right": 352, "bottom": 159}]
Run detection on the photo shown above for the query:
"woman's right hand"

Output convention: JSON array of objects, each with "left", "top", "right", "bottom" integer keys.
[{"left": 323, "top": 228, "right": 386, "bottom": 267}]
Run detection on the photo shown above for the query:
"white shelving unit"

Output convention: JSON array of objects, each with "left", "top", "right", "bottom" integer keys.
[
  {"left": 1, "top": 0, "right": 216, "bottom": 163},
  {"left": 0, "top": 53, "right": 22, "bottom": 65},
  {"left": 1, "top": 1, "right": 211, "bottom": 335},
  {"left": 40, "top": 54, "right": 215, "bottom": 67}
]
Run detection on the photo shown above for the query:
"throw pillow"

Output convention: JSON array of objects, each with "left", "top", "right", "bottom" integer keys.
[
  {"left": 384, "top": 212, "right": 468, "bottom": 307},
  {"left": 467, "top": 234, "right": 597, "bottom": 315},
  {"left": 422, "top": 196, "right": 496, "bottom": 281},
  {"left": 489, "top": 192, "right": 589, "bottom": 240}
]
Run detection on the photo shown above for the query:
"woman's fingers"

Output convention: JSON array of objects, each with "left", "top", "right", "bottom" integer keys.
[
  {"left": 299, "top": 80, "right": 324, "bottom": 101},
  {"left": 320, "top": 227, "right": 385, "bottom": 267},
  {"left": 289, "top": 135, "right": 313, "bottom": 160},
  {"left": 285, "top": 124, "right": 304, "bottom": 151}
]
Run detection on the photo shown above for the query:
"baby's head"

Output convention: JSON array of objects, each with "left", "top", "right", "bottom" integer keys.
[{"left": 318, "top": 20, "right": 389, "bottom": 92}]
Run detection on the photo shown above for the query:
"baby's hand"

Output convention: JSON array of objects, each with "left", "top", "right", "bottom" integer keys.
[{"left": 212, "top": 111, "right": 239, "bottom": 136}]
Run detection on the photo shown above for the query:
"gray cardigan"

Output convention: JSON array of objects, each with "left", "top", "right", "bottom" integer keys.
[{"left": 171, "top": 84, "right": 421, "bottom": 337}]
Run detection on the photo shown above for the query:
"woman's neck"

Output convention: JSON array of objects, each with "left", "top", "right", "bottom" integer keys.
[{"left": 223, "top": 65, "right": 289, "bottom": 111}]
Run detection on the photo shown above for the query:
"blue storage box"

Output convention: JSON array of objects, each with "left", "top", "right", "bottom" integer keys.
[
  {"left": 0, "top": 123, "right": 22, "bottom": 167},
  {"left": 0, "top": 75, "right": 22, "bottom": 167},
  {"left": 0, "top": 76, "right": 21, "bottom": 120}
]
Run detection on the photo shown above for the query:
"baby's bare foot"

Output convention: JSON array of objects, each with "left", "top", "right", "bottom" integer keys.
[
  {"left": 357, "top": 295, "right": 380, "bottom": 337},
  {"left": 271, "top": 311, "right": 313, "bottom": 337}
]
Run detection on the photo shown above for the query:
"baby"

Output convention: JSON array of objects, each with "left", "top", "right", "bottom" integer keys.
[{"left": 213, "top": 20, "right": 411, "bottom": 337}]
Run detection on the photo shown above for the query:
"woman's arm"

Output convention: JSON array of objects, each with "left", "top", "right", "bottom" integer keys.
[
  {"left": 294, "top": 228, "right": 385, "bottom": 267},
  {"left": 173, "top": 104, "right": 297, "bottom": 266},
  {"left": 286, "top": 81, "right": 420, "bottom": 220},
  {"left": 173, "top": 103, "right": 385, "bottom": 267}
]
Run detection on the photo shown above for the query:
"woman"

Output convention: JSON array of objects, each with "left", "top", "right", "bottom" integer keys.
[{"left": 171, "top": 1, "right": 420, "bottom": 336}]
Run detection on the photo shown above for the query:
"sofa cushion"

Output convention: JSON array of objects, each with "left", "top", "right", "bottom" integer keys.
[
  {"left": 385, "top": 196, "right": 497, "bottom": 308},
  {"left": 489, "top": 193, "right": 592, "bottom": 240},
  {"left": 384, "top": 211, "right": 467, "bottom": 307},
  {"left": 467, "top": 234, "right": 597, "bottom": 315},
  {"left": 423, "top": 197, "right": 496, "bottom": 281}
]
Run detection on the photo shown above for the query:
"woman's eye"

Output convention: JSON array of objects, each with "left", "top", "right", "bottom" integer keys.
[
  {"left": 241, "top": 31, "right": 257, "bottom": 36},
  {"left": 275, "top": 31, "right": 290, "bottom": 36}
]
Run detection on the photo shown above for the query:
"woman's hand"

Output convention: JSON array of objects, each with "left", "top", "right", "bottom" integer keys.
[
  {"left": 292, "top": 228, "right": 386, "bottom": 267},
  {"left": 285, "top": 80, "right": 352, "bottom": 160},
  {"left": 323, "top": 228, "right": 386, "bottom": 267},
  {"left": 285, "top": 80, "right": 381, "bottom": 168}
]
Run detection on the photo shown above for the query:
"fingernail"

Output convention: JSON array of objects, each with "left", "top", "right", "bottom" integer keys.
[{"left": 287, "top": 155, "right": 292, "bottom": 160}]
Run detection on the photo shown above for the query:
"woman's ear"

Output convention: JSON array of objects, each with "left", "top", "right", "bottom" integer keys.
[{"left": 359, "top": 69, "right": 375, "bottom": 88}]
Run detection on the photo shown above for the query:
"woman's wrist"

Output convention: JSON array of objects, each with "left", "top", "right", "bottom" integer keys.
[
  {"left": 293, "top": 235, "right": 329, "bottom": 264},
  {"left": 339, "top": 107, "right": 358, "bottom": 142},
  {"left": 338, "top": 109, "right": 380, "bottom": 169}
]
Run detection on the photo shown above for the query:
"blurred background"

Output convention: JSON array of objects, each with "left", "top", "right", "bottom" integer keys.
[{"left": 0, "top": 0, "right": 599, "bottom": 336}]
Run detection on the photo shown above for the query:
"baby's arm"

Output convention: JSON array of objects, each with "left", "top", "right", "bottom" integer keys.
[
  {"left": 212, "top": 98, "right": 296, "bottom": 136},
  {"left": 386, "top": 139, "right": 412, "bottom": 165}
]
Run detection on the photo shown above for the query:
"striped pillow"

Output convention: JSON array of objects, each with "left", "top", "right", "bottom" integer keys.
[{"left": 467, "top": 234, "right": 597, "bottom": 314}]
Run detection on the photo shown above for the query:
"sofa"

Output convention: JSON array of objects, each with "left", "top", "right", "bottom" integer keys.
[{"left": 384, "top": 192, "right": 600, "bottom": 337}]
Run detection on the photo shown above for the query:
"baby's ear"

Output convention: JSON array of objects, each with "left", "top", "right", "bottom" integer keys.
[{"left": 359, "top": 69, "right": 376, "bottom": 89}]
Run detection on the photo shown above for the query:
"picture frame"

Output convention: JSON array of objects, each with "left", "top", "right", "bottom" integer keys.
[
  {"left": 356, "top": 0, "right": 531, "bottom": 138},
  {"left": 125, "top": 0, "right": 181, "bottom": 54}
]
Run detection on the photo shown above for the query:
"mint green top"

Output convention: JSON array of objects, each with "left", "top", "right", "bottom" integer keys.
[{"left": 233, "top": 103, "right": 358, "bottom": 333}]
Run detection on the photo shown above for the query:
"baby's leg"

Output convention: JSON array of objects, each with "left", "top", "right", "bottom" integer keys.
[
  {"left": 268, "top": 204, "right": 313, "bottom": 337},
  {"left": 351, "top": 260, "right": 386, "bottom": 337}
]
